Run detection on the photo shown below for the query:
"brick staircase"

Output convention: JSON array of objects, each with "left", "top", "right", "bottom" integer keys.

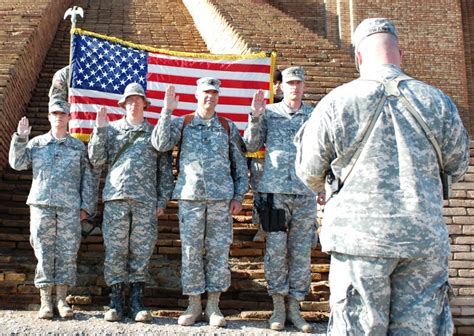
[{"left": 0, "top": 0, "right": 366, "bottom": 321}]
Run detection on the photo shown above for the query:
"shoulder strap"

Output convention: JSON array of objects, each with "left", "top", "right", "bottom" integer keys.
[
  {"left": 339, "top": 92, "right": 387, "bottom": 187},
  {"left": 339, "top": 74, "right": 444, "bottom": 192},
  {"left": 217, "top": 116, "right": 230, "bottom": 136},
  {"left": 175, "top": 113, "right": 231, "bottom": 175},
  {"left": 112, "top": 131, "right": 142, "bottom": 166}
]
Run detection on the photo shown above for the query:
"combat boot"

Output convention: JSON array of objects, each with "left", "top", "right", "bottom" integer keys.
[
  {"left": 104, "top": 283, "right": 125, "bottom": 322},
  {"left": 56, "top": 285, "right": 73, "bottom": 318},
  {"left": 177, "top": 294, "right": 202, "bottom": 326},
  {"left": 287, "top": 296, "right": 312, "bottom": 333},
  {"left": 38, "top": 286, "right": 54, "bottom": 319},
  {"left": 204, "top": 291, "right": 226, "bottom": 327},
  {"left": 269, "top": 294, "right": 286, "bottom": 330},
  {"left": 129, "top": 282, "right": 151, "bottom": 322}
]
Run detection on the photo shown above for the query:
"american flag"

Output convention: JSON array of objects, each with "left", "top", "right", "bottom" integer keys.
[{"left": 69, "top": 29, "right": 275, "bottom": 141}]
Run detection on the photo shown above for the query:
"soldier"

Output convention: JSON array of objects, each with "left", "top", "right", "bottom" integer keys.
[
  {"left": 294, "top": 18, "right": 470, "bottom": 335},
  {"left": 151, "top": 77, "right": 248, "bottom": 328},
  {"left": 48, "top": 65, "right": 101, "bottom": 236},
  {"left": 88, "top": 83, "right": 173, "bottom": 322},
  {"left": 244, "top": 67, "right": 316, "bottom": 333},
  {"left": 49, "top": 65, "right": 69, "bottom": 102},
  {"left": 249, "top": 68, "right": 283, "bottom": 243},
  {"left": 9, "top": 98, "right": 95, "bottom": 319}
]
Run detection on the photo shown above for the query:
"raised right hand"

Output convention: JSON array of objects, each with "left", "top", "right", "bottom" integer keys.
[
  {"left": 96, "top": 106, "right": 109, "bottom": 128},
  {"left": 250, "top": 89, "right": 266, "bottom": 117},
  {"left": 17, "top": 116, "right": 31, "bottom": 138},
  {"left": 163, "top": 84, "right": 179, "bottom": 112}
]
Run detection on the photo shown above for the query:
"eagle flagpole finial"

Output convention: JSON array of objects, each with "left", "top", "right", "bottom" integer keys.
[{"left": 64, "top": 6, "right": 84, "bottom": 30}]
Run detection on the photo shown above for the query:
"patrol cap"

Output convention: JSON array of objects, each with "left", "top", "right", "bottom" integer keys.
[
  {"left": 196, "top": 77, "right": 221, "bottom": 92},
  {"left": 118, "top": 82, "right": 151, "bottom": 108},
  {"left": 48, "top": 98, "right": 70, "bottom": 114},
  {"left": 352, "top": 18, "right": 398, "bottom": 52},
  {"left": 282, "top": 66, "right": 304, "bottom": 82}
]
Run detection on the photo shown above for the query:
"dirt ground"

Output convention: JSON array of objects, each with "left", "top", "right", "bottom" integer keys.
[{"left": 0, "top": 309, "right": 328, "bottom": 335}]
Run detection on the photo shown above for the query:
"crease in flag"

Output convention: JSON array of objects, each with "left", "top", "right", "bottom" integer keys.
[{"left": 68, "top": 28, "right": 276, "bottom": 141}]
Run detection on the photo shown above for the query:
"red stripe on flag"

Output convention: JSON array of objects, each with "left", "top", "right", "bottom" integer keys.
[
  {"left": 70, "top": 95, "right": 119, "bottom": 107},
  {"left": 146, "top": 90, "right": 254, "bottom": 106},
  {"left": 148, "top": 55, "right": 271, "bottom": 73},
  {"left": 148, "top": 73, "right": 269, "bottom": 90}
]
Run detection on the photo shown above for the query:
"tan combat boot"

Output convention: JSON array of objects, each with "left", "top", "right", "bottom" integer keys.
[
  {"left": 38, "top": 286, "right": 54, "bottom": 319},
  {"left": 269, "top": 294, "right": 286, "bottom": 330},
  {"left": 56, "top": 285, "right": 73, "bottom": 318},
  {"left": 204, "top": 291, "right": 226, "bottom": 327},
  {"left": 287, "top": 296, "right": 312, "bottom": 333},
  {"left": 178, "top": 295, "right": 202, "bottom": 326}
]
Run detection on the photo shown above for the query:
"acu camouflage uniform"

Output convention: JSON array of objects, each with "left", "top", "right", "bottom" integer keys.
[
  {"left": 294, "top": 62, "right": 469, "bottom": 334},
  {"left": 49, "top": 66, "right": 69, "bottom": 102},
  {"left": 88, "top": 117, "right": 173, "bottom": 286},
  {"left": 9, "top": 111, "right": 95, "bottom": 288},
  {"left": 244, "top": 99, "right": 316, "bottom": 301},
  {"left": 151, "top": 109, "right": 248, "bottom": 295}
]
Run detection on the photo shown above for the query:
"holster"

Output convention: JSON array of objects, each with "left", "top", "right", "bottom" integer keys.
[
  {"left": 441, "top": 172, "right": 452, "bottom": 200},
  {"left": 256, "top": 193, "right": 286, "bottom": 232},
  {"left": 325, "top": 170, "right": 342, "bottom": 201}
]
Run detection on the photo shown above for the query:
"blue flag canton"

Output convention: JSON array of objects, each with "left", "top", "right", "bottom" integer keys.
[{"left": 71, "top": 34, "right": 148, "bottom": 94}]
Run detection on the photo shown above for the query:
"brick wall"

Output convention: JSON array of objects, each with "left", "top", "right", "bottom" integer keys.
[
  {"left": 461, "top": 0, "right": 474, "bottom": 140},
  {"left": 349, "top": 0, "right": 471, "bottom": 134},
  {"left": 0, "top": 0, "right": 73, "bottom": 173}
]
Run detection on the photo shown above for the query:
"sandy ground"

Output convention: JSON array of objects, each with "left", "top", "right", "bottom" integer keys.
[{"left": 0, "top": 309, "right": 328, "bottom": 335}]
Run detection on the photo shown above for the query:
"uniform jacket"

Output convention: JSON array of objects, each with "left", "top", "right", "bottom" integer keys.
[
  {"left": 88, "top": 117, "right": 173, "bottom": 208},
  {"left": 294, "top": 64, "right": 470, "bottom": 258},
  {"left": 151, "top": 109, "right": 248, "bottom": 202},
  {"left": 244, "top": 101, "right": 314, "bottom": 195},
  {"left": 9, "top": 132, "right": 96, "bottom": 214}
]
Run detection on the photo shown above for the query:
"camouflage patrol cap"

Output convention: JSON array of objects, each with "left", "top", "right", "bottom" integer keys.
[
  {"left": 282, "top": 66, "right": 304, "bottom": 82},
  {"left": 196, "top": 77, "right": 221, "bottom": 92},
  {"left": 118, "top": 82, "right": 151, "bottom": 108},
  {"left": 352, "top": 18, "right": 398, "bottom": 52},
  {"left": 48, "top": 97, "right": 70, "bottom": 114}
]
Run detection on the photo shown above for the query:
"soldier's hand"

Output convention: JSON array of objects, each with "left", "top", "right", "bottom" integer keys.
[
  {"left": 17, "top": 117, "right": 31, "bottom": 138},
  {"left": 163, "top": 84, "right": 179, "bottom": 112},
  {"left": 80, "top": 209, "right": 88, "bottom": 221},
  {"left": 96, "top": 106, "right": 109, "bottom": 128},
  {"left": 229, "top": 199, "right": 242, "bottom": 215},
  {"left": 251, "top": 89, "right": 266, "bottom": 117},
  {"left": 156, "top": 207, "right": 164, "bottom": 218}
]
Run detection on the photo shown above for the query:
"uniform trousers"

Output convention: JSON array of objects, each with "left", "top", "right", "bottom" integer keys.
[
  {"left": 30, "top": 205, "right": 81, "bottom": 288},
  {"left": 327, "top": 252, "right": 453, "bottom": 335},
  {"left": 178, "top": 200, "right": 233, "bottom": 295},
  {"left": 102, "top": 199, "right": 157, "bottom": 286},
  {"left": 264, "top": 193, "right": 316, "bottom": 300}
]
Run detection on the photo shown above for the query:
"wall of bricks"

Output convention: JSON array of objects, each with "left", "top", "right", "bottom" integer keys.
[
  {"left": 0, "top": 0, "right": 73, "bottom": 173},
  {"left": 349, "top": 0, "right": 471, "bottom": 134},
  {"left": 461, "top": 0, "right": 474, "bottom": 142}
]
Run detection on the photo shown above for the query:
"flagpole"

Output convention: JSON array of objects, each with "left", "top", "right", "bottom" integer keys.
[{"left": 63, "top": 6, "right": 84, "bottom": 101}]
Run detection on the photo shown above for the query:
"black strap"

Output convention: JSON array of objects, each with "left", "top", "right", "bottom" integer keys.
[{"left": 112, "top": 131, "right": 142, "bottom": 166}]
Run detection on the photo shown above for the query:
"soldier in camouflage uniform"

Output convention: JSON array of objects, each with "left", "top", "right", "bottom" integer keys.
[
  {"left": 88, "top": 83, "right": 173, "bottom": 323},
  {"left": 244, "top": 67, "right": 316, "bottom": 333},
  {"left": 151, "top": 77, "right": 248, "bottom": 328},
  {"left": 248, "top": 68, "right": 283, "bottom": 243},
  {"left": 294, "top": 18, "right": 470, "bottom": 335},
  {"left": 49, "top": 66, "right": 69, "bottom": 102},
  {"left": 9, "top": 98, "right": 95, "bottom": 320}
]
